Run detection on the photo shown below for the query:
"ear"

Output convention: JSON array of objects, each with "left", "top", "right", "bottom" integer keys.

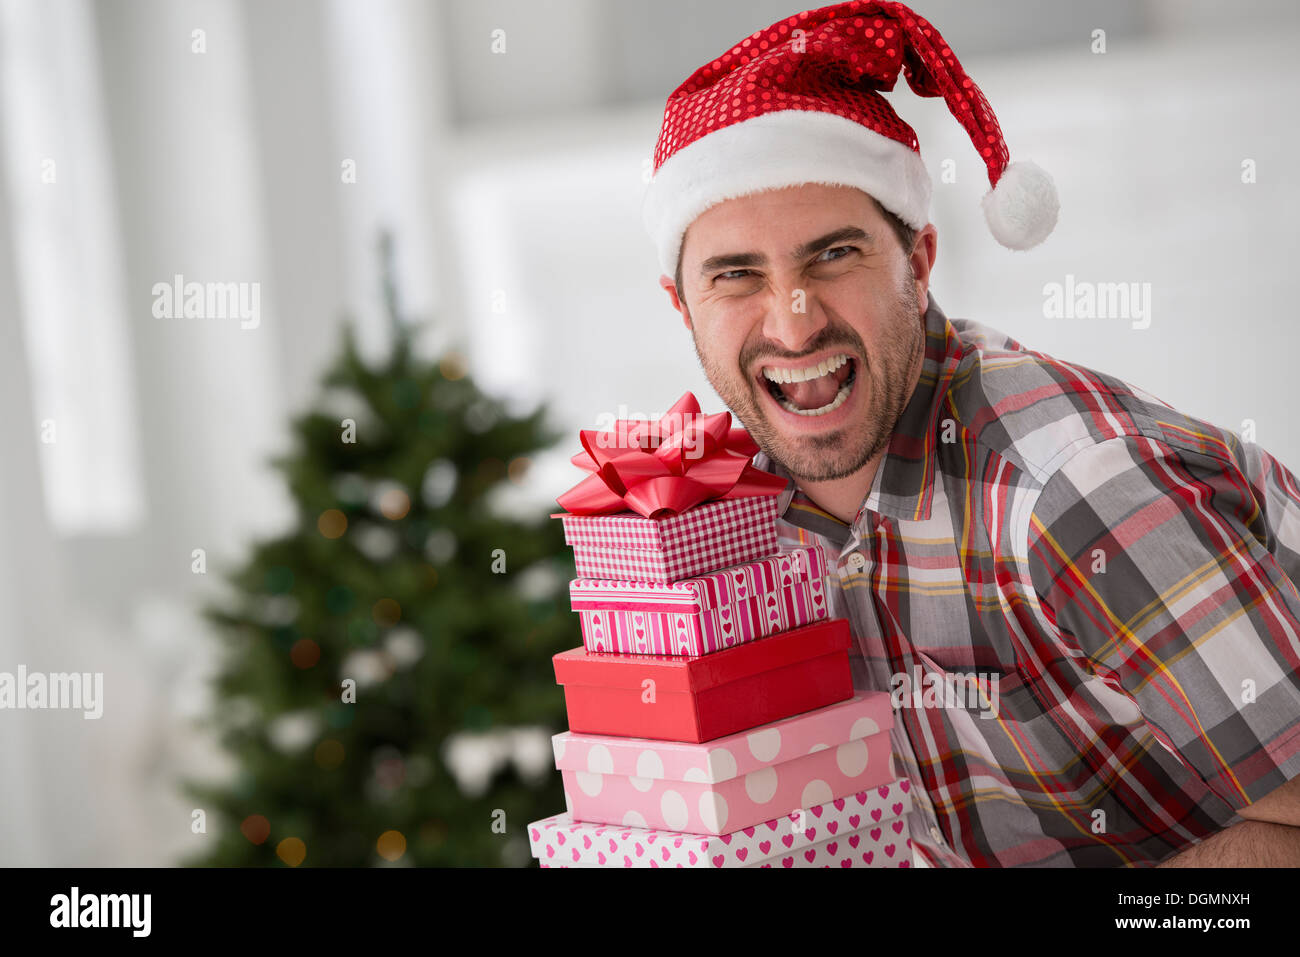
[
  {"left": 659, "top": 274, "right": 691, "bottom": 331},
  {"left": 908, "top": 224, "right": 939, "bottom": 315}
]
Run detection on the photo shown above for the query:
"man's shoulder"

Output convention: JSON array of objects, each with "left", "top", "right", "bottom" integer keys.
[{"left": 944, "top": 316, "right": 1244, "bottom": 486}]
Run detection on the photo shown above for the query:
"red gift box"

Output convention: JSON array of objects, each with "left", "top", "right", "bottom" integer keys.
[
  {"left": 558, "top": 495, "right": 779, "bottom": 583},
  {"left": 551, "top": 618, "right": 854, "bottom": 743}
]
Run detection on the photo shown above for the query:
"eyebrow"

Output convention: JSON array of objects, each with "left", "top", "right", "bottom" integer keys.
[{"left": 698, "top": 226, "right": 872, "bottom": 277}]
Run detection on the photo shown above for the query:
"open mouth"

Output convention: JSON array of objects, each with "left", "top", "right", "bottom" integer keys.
[{"left": 760, "top": 353, "right": 857, "bottom": 417}]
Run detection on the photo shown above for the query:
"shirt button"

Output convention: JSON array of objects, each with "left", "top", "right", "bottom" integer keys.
[
  {"left": 930, "top": 826, "right": 943, "bottom": 842},
  {"left": 846, "top": 551, "right": 867, "bottom": 571}
]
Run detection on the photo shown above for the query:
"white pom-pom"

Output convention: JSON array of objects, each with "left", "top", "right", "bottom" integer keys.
[{"left": 980, "top": 160, "right": 1059, "bottom": 250}]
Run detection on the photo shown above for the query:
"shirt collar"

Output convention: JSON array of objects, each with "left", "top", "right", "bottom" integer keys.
[
  {"left": 758, "top": 294, "right": 964, "bottom": 535},
  {"left": 862, "top": 293, "right": 964, "bottom": 523}
]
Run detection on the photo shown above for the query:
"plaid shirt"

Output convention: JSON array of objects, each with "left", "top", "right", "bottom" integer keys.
[{"left": 755, "top": 296, "right": 1300, "bottom": 867}]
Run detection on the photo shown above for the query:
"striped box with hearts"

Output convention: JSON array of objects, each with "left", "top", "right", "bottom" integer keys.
[
  {"left": 529, "top": 779, "right": 914, "bottom": 868},
  {"left": 569, "top": 546, "right": 828, "bottom": 656}
]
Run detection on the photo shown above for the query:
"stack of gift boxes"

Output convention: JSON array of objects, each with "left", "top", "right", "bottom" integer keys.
[{"left": 527, "top": 395, "right": 914, "bottom": 868}]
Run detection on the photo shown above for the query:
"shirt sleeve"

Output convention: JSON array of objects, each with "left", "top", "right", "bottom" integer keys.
[{"left": 1026, "top": 433, "right": 1300, "bottom": 815}]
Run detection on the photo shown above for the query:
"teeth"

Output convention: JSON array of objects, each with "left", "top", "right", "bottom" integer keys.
[
  {"left": 762, "top": 354, "right": 849, "bottom": 384},
  {"left": 775, "top": 379, "right": 853, "bottom": 417}
]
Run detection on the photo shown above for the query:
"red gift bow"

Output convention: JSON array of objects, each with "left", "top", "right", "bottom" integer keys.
[{"left": 555, "top": 392, "right": 787, "bottom": 519}]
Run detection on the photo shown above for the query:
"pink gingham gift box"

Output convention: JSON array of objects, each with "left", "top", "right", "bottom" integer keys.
[
  {"left": 553, "top": 691, "right": 895, "bottom": 835},
  {"left": 557, "top": 495, "right": 779, "bottom": 583},
  {"left": 569, "top": 545, "right": 828, "bottom": 656}
]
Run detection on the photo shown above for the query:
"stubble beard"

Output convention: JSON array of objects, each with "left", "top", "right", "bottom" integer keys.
[{"left": 691, "top": 276, "right": 924, "bottom": 484}]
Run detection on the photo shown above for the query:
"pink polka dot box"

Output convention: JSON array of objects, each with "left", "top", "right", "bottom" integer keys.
[{"left": 552, "top": 691, "right": 896, "bottom": 836}]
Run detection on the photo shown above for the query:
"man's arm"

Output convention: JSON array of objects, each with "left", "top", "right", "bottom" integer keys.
[
  {"left": 1158, "top": 775, "right": 1300, "bottom": 866},
  {"left": 1236, "top": 772, "right": 1300, "bottom": 828},
  {"left": 1028, "top": 433, "right": 1300, "bottom": 861},
  {"left": 1157, "top": 819, "right": 1300, "bottom": 867}
]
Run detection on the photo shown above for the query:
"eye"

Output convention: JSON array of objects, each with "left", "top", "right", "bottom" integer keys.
[
  {"left": 816, "top": 246, "right": 855, "bottom": 263},
  {"left": 716, "top": 269, "right": 754, "bottom": 281}
]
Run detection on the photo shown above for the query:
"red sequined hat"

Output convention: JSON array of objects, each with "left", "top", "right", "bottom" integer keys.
[{"left": 642, "top": 0, "right": 1059, "bottom": 276}]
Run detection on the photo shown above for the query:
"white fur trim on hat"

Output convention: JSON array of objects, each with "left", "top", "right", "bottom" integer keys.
[{"left": 642, "top": 109, "right": 931, "bottom": 277}]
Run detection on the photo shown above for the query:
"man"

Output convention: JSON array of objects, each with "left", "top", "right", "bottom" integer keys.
[{"left": 642, "top": 1, "right": 1300, "bottom": 867}]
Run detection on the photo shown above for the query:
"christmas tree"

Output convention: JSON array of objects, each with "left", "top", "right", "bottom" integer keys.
[{"left": 184, "top": 235, "right": 574, "bottom": 867}]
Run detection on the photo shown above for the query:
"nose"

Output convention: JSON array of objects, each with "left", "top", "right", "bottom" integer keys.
[{"left": 760, "top": 285, "right": 828, "bottom": 354}]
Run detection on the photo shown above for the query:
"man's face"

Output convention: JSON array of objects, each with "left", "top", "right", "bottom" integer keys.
[{"left": 667, "top": 184, "right": 933, "bottom": 484}]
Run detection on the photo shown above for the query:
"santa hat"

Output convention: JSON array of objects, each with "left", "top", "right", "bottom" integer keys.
[{"left": 642, "top": 0, "right": 1059, "bottom": 277}]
